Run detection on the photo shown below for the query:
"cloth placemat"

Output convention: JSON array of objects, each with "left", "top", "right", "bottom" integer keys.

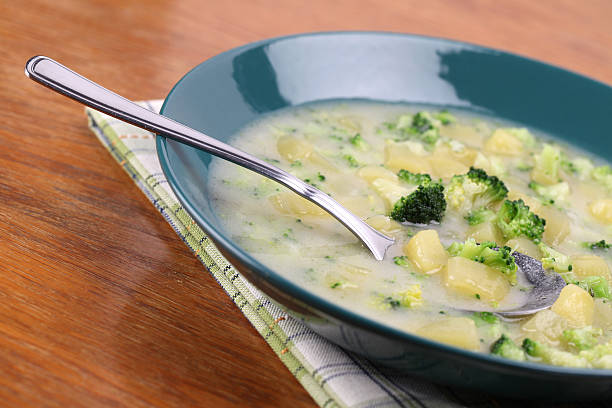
[{"left": 86, "top": 101, "right": 598, "bottom": 408}]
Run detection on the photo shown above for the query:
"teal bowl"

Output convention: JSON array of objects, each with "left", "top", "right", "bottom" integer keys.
[{"left": 157, "top": 32, "right": 612, "bottom": 400}]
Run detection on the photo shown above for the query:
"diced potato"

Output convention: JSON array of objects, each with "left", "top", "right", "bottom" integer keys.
[
  {"left": 403, "top": 230, "right": 448, "bottom": 274},
  {"left": 521, "top": 309, "right": 568, "bottom": 347},
  {"left": 309, "top": 151, "right": 338, "bottom": 172},
  {"left": 442, "top": 257, "right": 510, "bottom": 301},
  {"left": 384, "top": 144, "right": 432, "bottom": 173},
  {"left": 505, "top": 236, "right": 541, "bottom": 259},
  {"left": 428, "top": 156, "right": 469, "bottom": 179},
  {"left": 358, "top": 166, "right": 398, "bottom": 184},
  {"left": 570, "top": 255, "right": 612, "bottom": 281},
  {"left": 439, "top": 124, "right": 485, "bottom": 148},
  {"left": 337, "top": 195, "right": 385, "bottom": 218},
  {"left": 371, "top": 178, "right": 413, "bottom": 209},
  {"left": 365, "top": 215, "right": 403, "bottom": 236},
  {"left": 467, "top": 222, "right": 504, "bottom": 245},
  {"left": 538, "top": 206, "right": 570, "bottom": 245},
  {"left": 270, "top": 192, "right": 326, "bottom": 216},
  {"left": 551, "top": 284, "right": 594, "bottom": 327},
  {"left": 594, "top": 299, "right": 612, "bottom": 330},
  {"left": 433, "top": 144, "right": 479, "bottom": 166},
  {"left": 589, "top": 199, "right": 612, "bottom": 224},
  {"left": 277, "top": 135, "right": 313, "bottom": 161},
  {"left": 484, "top": 129, "right": 523, "bottom": 156},
  {"left": 415, "top": 317, "right": 479, "bottom": 350},
  {"left": 507, "top": 191, "right": 542, "bottom": 215}
]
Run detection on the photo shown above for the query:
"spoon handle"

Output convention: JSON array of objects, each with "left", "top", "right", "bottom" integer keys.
[{"left": 25, "top": 56, "right": 394, "bottom": 260}]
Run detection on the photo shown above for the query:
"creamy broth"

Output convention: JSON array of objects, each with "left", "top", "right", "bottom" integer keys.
[{"left": 208, "top": 102, "right": 612, "bottom": 367}]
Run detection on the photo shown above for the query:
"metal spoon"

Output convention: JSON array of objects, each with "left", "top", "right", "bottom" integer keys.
[
  {"left": 25, "top": 56, "right": 565, "bottom": 316},
  {"left": 25, "top": 55, "right": 395, "bottom": 261}
]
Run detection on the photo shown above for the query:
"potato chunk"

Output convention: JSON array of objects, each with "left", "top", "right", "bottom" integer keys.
[
  {"left": 570, "top": 255, "right": 612, "bottom": 281},
  {"left": 428, "top": 157, "right": 468, "bottom": 180},
  {"left": 538, "top": 206, "right": 570, "bottom": 245},
  {"left": 403, "top": 230, "right": 448, "bottom": 274},
  {"left": 589, "top": 199, "right": 612, "bottom": 224},
  {"left": 365, "top": 215, "right": 402, "bottom": 236},
  {"left": 358, "top": 166, "right": 398, "bottom": 183},
  {"left": 270, "top": 192, "right": 326, "bottom": 216},
  {"left": 277, "top": 135, "right": 313, "bottom": 161},
  {"left": 484, "top": 129, "right": 523, "bottom": 156},
  {"left": 443, "top": 257, "right": 510, "bottom": 301},
  {"left": 415, "top": 317, "right": 479, "bottom": 350},
  {"left": 384, "top": 143, "right": 432, "bottom": 173},
  {"left": 371, "top": 178, "right": 413, "bottom": 209},
  {"left": 551, "top": 284, "right": 594, "bottom": 327},
  {"left": 521, "top": 309, "right": 568, "bottom": 347},
  {"left": 467, "top": 222, "right": 504, "bottom": 245},
  {"left": 505, "top": 237, "right": 541, "bottom": 259}
]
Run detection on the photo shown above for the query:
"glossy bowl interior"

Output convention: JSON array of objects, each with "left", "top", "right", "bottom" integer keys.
[{"left": 157, "top": 32, "right": 612, "bottom": 400}]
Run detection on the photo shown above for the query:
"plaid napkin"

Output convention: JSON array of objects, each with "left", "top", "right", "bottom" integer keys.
[{"left": 86, "top": 101, "right": 594, "bottom": 408}]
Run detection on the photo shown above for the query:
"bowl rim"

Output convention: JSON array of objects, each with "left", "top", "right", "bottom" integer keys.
[{"left": 157, "top": 30, "right": 612, "bottom": 378}]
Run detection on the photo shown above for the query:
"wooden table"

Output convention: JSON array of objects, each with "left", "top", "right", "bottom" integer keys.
[{"left": 2, "top": 1, "right": 611, "bottom": 406}]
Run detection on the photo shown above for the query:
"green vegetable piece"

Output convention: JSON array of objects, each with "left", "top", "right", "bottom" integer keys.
[
  {"left": 464, "top": 208, "right": 495, "bottom": 226},
  {"left": 578, "top": 276, "right": 611, "bottom": 300},
  {"left": 592, "top": 165, "right": 612, "bottom": 190},
  {"left": 528, "top": 181, "right": 570, "bottom": 203},
  {"left": 583, "top": 240, "right": 611, "bottom": 251},
  {"left": 349, "top": 133, "right": 369, "bottom": 150},
  {"left": 446, "top": 167, "right": 508, "bottom": 213},
  {"left": 562, "top": 327, "right": 603, "bottom": 351},
  {"left": 496, "top": 199, "right": 546, "bottom": 243},
  {"left": 447, "top": 238, "right": 517, "bottom": 284},
  {"left": 474, "top": 311, "right": 499, "bottom": 325},
  {"left": 539, "top": 243, "right": 573, "bottom": 273},
  {"left": 533, "top": 144, "right": 562, "bottom": 183},
  {"left": 397, "top": 169, "right": 432, "bottom": 186},
  {"left": 390, "top": 183, "right": 446, "bottom": 224},
  {"left": 433, "top": 110, "right": 456, "bottom": 125},
  {"left": 491, "top": 334, "right": 526, "bottom": 361},
  {"left": 393, "top": 256, "right": 410, "bottom": 267},
  {"left": 343, "top": 154, "right": 360, "bottom": 168},
  {"left": 522, "top": 338, "right": 588, "bottom": 367}
]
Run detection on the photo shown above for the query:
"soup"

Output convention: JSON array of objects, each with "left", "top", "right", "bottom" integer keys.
[{"left": 208, "top": 102, "right": 612, "bottom": 368}]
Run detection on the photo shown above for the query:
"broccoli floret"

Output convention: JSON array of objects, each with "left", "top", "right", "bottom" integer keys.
[
  {"left": 395, "top": 111, "right": 441, "bottom": 146},
  {"left": 390, "top": 183, "right": 446, "bottom": 224},
  {"left": 464, "top": 208, "right": 496, "bottom": 226},
  {"left": 433, "top": 110, "right": 456, "bottom": 125},
  {"left": 447, "top": 238, "right": 517, "bottom": 284},
  {"left": 592, "top": 165, "right": 612, "bottom": 190},
  {"left": 583, "top": 240, "right": 611, "bottom": 251},
  {"left": 473, "top": 311, "right": 499, "bottom": 325},
  {"left": 349, "top": 133, "right": 369, "bottom": 150},
  {"left": 562, "top": 327, "right": 603, "bottom": 351},
  {"left": 528, "top": 181, "right": 570, "bottom": 203},
  {"left": 496, "top": 199, "right": 546, "bottom": 243},
  {"left": 397, "top": 169, "right": 432, "bottom": 186},
  {"left": 472, "top": 312, "right": 503, "bottom": 339},
  {"left": 506, "top": 128, "right": 536, "bottom": 148},
  {"left": 522, "top": 338, "right": 588, "bottom": 367},
  {"left": 491, "top": 334, "right": 526, "bottom": 361},
  {"left": 562, "top": 273, "right": 612, "bottom": 300},
  {"left": 532, "top": 144, "right": 562, "bottom": 184},
  {"left": 539, "top": 243, "right": 573, "bottom": 273},
  {"left": 446, "top": 167, "right": 509, "bottom": 214}
]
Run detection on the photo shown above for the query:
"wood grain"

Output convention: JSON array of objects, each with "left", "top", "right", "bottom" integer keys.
[{"left": 1, "top": 1, "right": 611, "bottom": 406}]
